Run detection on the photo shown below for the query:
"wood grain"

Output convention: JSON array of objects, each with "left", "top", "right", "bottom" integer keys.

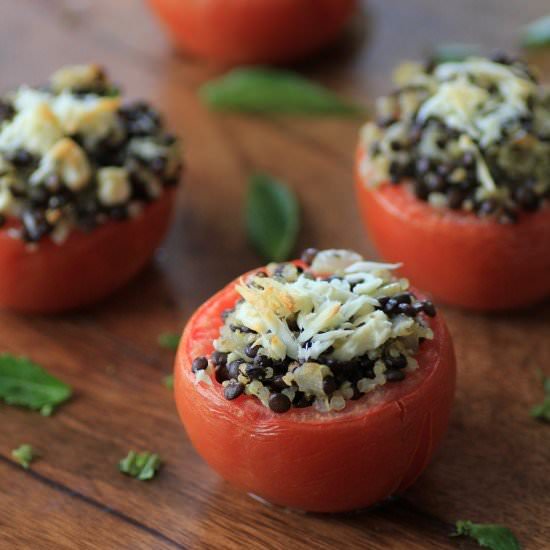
[{"left": 0, "top": 0, "right": 549, "bottom": 548}]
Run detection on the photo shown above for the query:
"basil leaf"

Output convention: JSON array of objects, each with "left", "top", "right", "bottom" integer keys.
[
  {"left": 531, "top": 373, "right": 550, "bottom": 422},
  {"left": 119, "top": 451, "right": 162, "bottom": 481},
  {"left": 199, "top": 67, "right": 364, "bottom": 115},
  {"left": 0, "top": 354, "right": 72, "bottom": 415},
  {"left": 157, "top": 333, "right": 180, "bottom": 351},
  {"left": 521, "top": 15, "right": 550, "bottom": 48},
  {"left": 431, "top": 43, "right": 481, "bottom": 63},
  {"left": 12, "top": 444, "right": 39, "bottom": 469},
  {"left": 163, "top": 374, "right": 174, "bottom": 390},
  {"left": 246, "top": 173, "right": 300, "bottom": 262},
  {"left": 454, "top": 521, "right": 521, "bottom": 550}
]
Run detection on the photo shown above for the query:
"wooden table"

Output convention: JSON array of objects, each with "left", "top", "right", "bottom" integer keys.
[{"left": 1, "top": 1, "right": 549, "bottom": 548}]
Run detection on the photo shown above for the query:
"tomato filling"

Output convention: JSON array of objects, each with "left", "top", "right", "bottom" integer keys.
[
  {"left": 358, "top": 54, "right": 549, "bottom": 222},
  {"left": 190, "top": 249, "right": 437, "bottom": 414},
  {"left": 0, "top": 64, "right": 182, "bottom": 244}
]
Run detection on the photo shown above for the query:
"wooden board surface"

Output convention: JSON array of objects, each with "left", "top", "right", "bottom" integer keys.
[{"left": 1, "top": 1, "right": 549, "bottom": 548}]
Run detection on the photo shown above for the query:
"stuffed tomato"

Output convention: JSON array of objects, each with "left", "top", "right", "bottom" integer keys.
[
  {"left": 175, "top": 249, "right": 456, "bottom": 513},
  {"left": 0, "top": 64, "right": 182, "bottom": 313},
  {"left": 147, "top": 0, "right": 357, "bottom": 65},
  {"left": 356, "top": 54, "right": 550, "bottom": 310}
]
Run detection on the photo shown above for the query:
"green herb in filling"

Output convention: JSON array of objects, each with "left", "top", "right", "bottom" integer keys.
[
  {"left": 192, "top": 249, "right": 436, "bottom": 414},
  {"left": 118, "top": 450, "right": 162, "bottom": 481},
  {"left": 360, "top": 54, "right": 549, "bottom": 222},
  {"left": 0, "top": 354, "right": 72, "bottom": 415},
  {"left": 11, "top": 444, "right": 39, "bottom": 469}
]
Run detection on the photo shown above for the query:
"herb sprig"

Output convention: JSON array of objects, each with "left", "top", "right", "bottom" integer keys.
[
  {"left": 245, "top": 173, "right": 300, "bottom": 262},
  {"left": 119, "top": 451, "right": 162, "bottom": 481},
  {"left": 453, "top": 521, "right": 520, "bottom": 550},
  {"left": 520, "top": 15, "right": 550, "bottom": 48},
  {"left": 12, "top": 444, "right": 39, "bottom": 469},
  {"left": 199, "top": 67, "right": 364, "bottom": 116},
  {"left": 530, "top": 372, "right": 550, "bottom": 422},
  {"left": 0, "top": 354, "right": 72, "bottom": 416}
]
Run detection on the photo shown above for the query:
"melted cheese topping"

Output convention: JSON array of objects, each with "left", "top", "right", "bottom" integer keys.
[
  {"left": 215, "top": 250, "right": 431, "bottom": 365},
  {"left": 418, "top": 58, "right": 536, "bottom": 147}
]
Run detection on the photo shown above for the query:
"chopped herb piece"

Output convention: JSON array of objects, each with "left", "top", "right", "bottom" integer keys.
[
  {"left": 0, "top": 354, "right": 72, "bottom": 415},
  {"left": 118, "top": 451, "right": 162, "bottom": 481},
  {"left": 199, "top": 67, "right": 364, "bottom": 115},
  {"left": 11, "top": 444, "right": 39, "bottom": 469},
  {"left": 520, "top": 15, "right": 550, "bottom": 48},
  {"left": 453, "top": 520, "right": 521, "bottom": 550},
  {"left": 157, "top": 333, "right": 180, "bottom": 351},
  {"left": 246, "top": 173, "right": 300, "bottom": 263},
  {"left": 530, "top": 372, "right": 550, "bottom": 422},
  {"left": 431, "top": 43, "right": 481, "bottom": 63},
  {"left": 163, "top": 374, "right": 174, "bottom": 390}
]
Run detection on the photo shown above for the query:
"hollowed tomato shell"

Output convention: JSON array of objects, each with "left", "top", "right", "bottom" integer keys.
[
  {"left": 356, "top": 147, "right": 550, "bottom": 311},
  {"left": 0, "top": 188, "right": 176, "bottom": 313},
  {"left": 174, "top": 267, "right": 456, "bottom": 513},
  {"left": 147, "top": 0, "right": 357, "bottom": 65}
]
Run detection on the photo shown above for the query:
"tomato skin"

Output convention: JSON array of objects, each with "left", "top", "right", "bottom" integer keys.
[
  {"left": 147, "top": 0, "right": 357, "bottom": 65},
  {"left": 0, "top": 189, "right": 176, "bottom": 313},
  {"left": 174, "top": 268, "right": 456, "bottom": 513},
  {"left": 356, "top": 148, "right": 550, "bottom": 311}
]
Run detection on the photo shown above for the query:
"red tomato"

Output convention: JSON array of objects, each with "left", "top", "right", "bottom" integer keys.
[
  {"left": 174, "top": 266, "right": 456, "bottom": 513},
  {"left": 0, "top": 189, "right": 176, "bottom": 313},
  {"left": 356, "top": 148, "right": 550, "bottom": 311},
  {"left": 147, "top": 0, "right": 357, "bottom": 65}
]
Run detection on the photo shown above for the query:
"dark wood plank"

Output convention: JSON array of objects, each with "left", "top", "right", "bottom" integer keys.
[
  {"left": 0, "top": 459, "right": 179, "bottom": 550},
  {"left": 0, "top": 0, "right": 549, "bottom": 548}
]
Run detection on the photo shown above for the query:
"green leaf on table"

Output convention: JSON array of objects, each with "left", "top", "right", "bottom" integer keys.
[
  {"left": 520, "top": 15, "right": 550, "bottom": 48},
  {"left": 431, "top": 43, "right": 481, "bottom": 63},
  {"left": 453, "top": 521, "right": 521, "bottom": 550},
  {"left": 157, "top": 333, "right": 180, "bottom": 351},
  {"left": 199, "top": 67, "right": 364, "bottom": 115},
  {"left": 119, "top": 451, "right": 162, "bottom": 481},
  {"left": 0, "top": 354, "right": 72, "bottom": 415},
  {"left": 163, "top": 374, "right": 174, "bottom": 390},
  {"left": 530, "top": 372, "right": 550, "bottom": 422},
  {"left": 245, "top": 173, "right": 300, "bottom": 263},
  {"left": 11, "top": 444, "right": 39, "bottom": 469}
]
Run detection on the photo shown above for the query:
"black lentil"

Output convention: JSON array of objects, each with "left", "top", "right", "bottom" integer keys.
[
  {"left": 384, "top": 353, "right": 408, "bottom": 370},
  {"left": 245, "top": 363, "right": 264, "bottom": 380},
  {"left": 268, "top": 375, "right": 289, "bottom": 392},
  {"left": 211, "top": 351, "right": 227, "bottom": 366},
  {"left": 215, "top": 365, "right": 230, "bottom": 384},
  {"left": 386, "top": 370, "right": 406, "bottom": 382},
  {"left": 224, "top": 381, "right": 245, "bottom": 401},
  {"left": 323, "top": 376, "right": 339, "bottom": 396},
  {"left": 268, "top": 392, "right": 291, "bottom": 413},
  {"left": 244, "top": 345, "right": 260, "bottom": 359},
  {"left": 293, "top": 392, "right": 314, "bottom": 408},
  {"left": 191, "top": 356, "right": 208, "bottom": 372},
  {"left": 227, "top": 360, "right": 242, "bottom": 379}
]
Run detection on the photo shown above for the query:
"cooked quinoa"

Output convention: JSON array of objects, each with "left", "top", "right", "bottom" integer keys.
[
  {"left": 0, "top": 64, "right": 182, "bottom": 243},
  {"left": 192, "top": 249, "right": 436, "bottom": 414},
  {"left": 359, "top": 53, "right": 550, "bottom": 223}
]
